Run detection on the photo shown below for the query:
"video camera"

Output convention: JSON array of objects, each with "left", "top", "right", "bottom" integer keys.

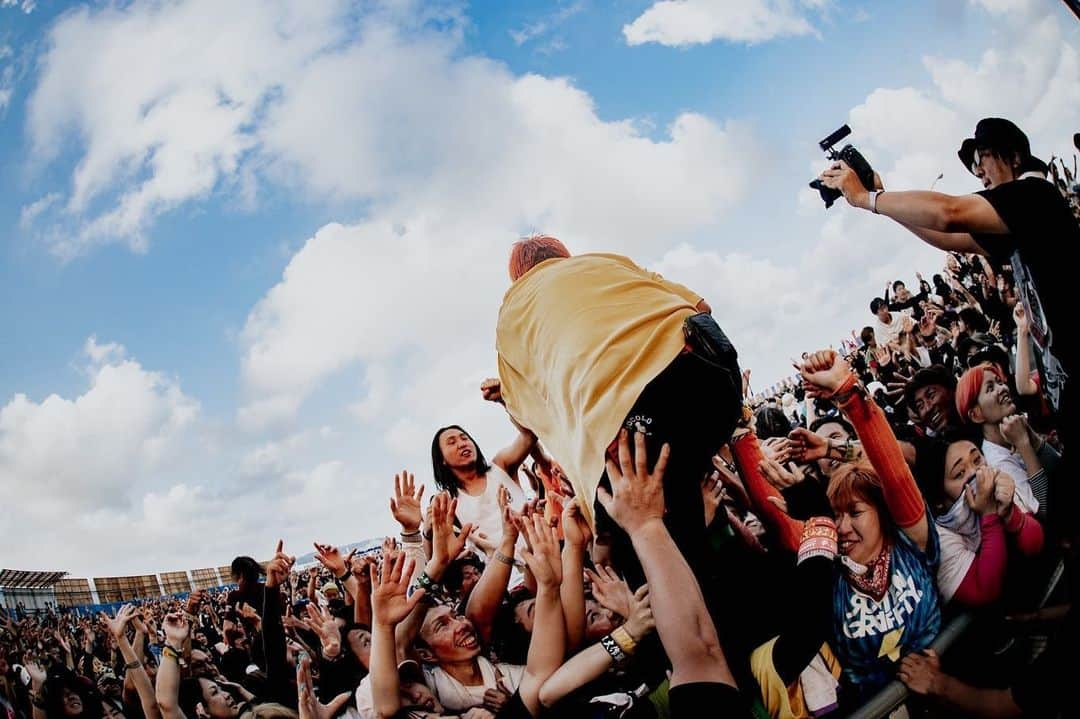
[{"left": 809, "top": 124, "right": 876, "bottom": 208}]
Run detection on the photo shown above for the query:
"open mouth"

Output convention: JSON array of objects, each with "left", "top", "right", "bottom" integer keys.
[
  {"left": 929, "top": 410, "right": 944, "bottom": 429},
  {"left": 838, "top": 538, "right": 856, "bottom": 554},
  {"left": 459, "top": 448, "right": 473, "bottom": 459},
  {"left": 454, "top": 629, "right": 479, "bottom": 649}
]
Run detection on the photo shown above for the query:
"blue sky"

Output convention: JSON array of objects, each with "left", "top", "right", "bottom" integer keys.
[{"left": 1, "top": 0, "right": 1077, "bottom": 575}]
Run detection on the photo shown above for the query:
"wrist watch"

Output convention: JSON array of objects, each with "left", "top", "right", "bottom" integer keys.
[{"left": 868, "top": 190, "right": 883, "bottom": 214}]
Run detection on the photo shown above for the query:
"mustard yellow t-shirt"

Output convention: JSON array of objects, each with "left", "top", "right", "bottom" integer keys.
[{"left": 495, "top": 253, "right": 701, "bottom": 525}]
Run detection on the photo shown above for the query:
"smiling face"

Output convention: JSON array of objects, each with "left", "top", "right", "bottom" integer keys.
[
  {"left": 198, "top": 679, "right": 240, "bottom": 719},
  {"left": 970, "top": 369, "right": 1015, "bottom": 425},
  {"left": 61, "top": 687, "right": 84, "bottom": 717},
  {"left": 832, "top": 495, "right": 884, "bottom": 566},
  {"left": 944, "top": 440, "right": 985, "bottom": 505},
  {"left": 419, "top": 606, "right": 481, "bottom": 664},
  {"left": 439, "top": 428, "right": 478, "bottom": 470},
  {"left": 913, "top": 383, "right": 955, "bottom": 433}
]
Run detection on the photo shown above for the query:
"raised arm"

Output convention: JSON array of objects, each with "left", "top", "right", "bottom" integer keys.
[
  {"left": 559, "top": 499, "right": 592, "bottom": 652},
  {"left": 1012, "top": 306, "right": 1038, "bottom": 396},
  {"left": 482, "top": 378, "right": 540, "bottom": 477},
  {"left": 799, "top": 350, "right": 930, "bottom": 551},
  {"left": 370, "top": 554, "right": 426, "bottom": 719},
  {"left": 104, "top": 606, "right": 162, "bottom": 719},
  {"left": 262, "top": 540, "right": 297, "bottom": 705},
  {"left": 539, "top": 584, "right": 654, "bottom": 708},
  {"left": 517, "top": 514, "right": 568, "bottom": 717},
  {"left": 465, "top": 488, "right": 519, "bottom": 644},
  {"left": 729, "top": 432, "right": 804, "bottom": 553},
  {"left": 155, "top": 613, "right": 190, "bottom": 719},
  {"left": 597, "top": 430, "right": 737, "bottom": 690},
  {"left": 818, "top": 163, "right": 1007, "bottom": 237}
]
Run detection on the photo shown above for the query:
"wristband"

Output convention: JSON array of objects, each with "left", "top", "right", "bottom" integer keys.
[
  {"left": 162, "top": 646, "right": 183, "bottom": 663},
  {"left": 400, "top": 529, "right": 422, "bottom": 542},
  {"left": 124, "top": 659, "right": 143, "bottom": 670},
  {"left": 611, "top": 626, "right": 637, "bottom": 655},
  {"left": 869, "top": 190, "right": 883, "bottom": 214},
  {"left": 798, "top": 517, "right": 838, "bottom": 565},
  {"left": 493, "top": 551, "right": 515, "bottom": 566},
  {"left": 336, "top": 569, "right": 351, "bottom": 583},
  {"left": 599, "top": 634, "right": 627, "bottom": 664}
]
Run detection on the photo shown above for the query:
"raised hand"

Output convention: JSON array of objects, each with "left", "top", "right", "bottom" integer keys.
[
  {"left": 701, "top": 470, "right": 724, "bottom": 527},
  {"left": 296, "top": 651, "right": 351, "bottom": 719},
  {"left": 1013, "top": 303, "right": 1029, "bottom": 334},
  {"left": 596, "top": 430, "right": 670, "bottom": 535},
  {"left": 759, "top": 458, "right": 806, "bottom": 491},
  {"left": 622, "top": 585, "right": 655, "bottom": 641},
  {"left": 518, "top": 514, "right": 563, "bottom": 588},
  {"left": 102, "top": 605, "right": 137, "bottom": 639},
  {"left": 350, "top": 555, "right": 378, "bottom": 595},
  {"left": 480, "top": 378, "right": 504, "bottom": 405},
  {"left": 313, "top": 542, "right": 352, "bottom": 578},
  {"left": 799, "top": 350, "right": 855, "bottom": 396},
  {"left": 185, "top": 590, "right": 206, "bottom": 616},
  {"left": 162, "top": 613, "right": 189, "bottom": 647},
  {"left": 787, "top": 427, "right": 829, "bottom": 463},
  {"left": 496, "top": 485, "right": 520, "bottom": 546},
  {"left": 390, "top": 471, "right": 425, "bottom": 533},
  {"left": 370, "top": 552, "right": 425, "bottom": 628},
  {"left": 561, "top": 499, "right": 592, "bottom": 550},
  {"left": 239, "top": 603, "right": 261, "bottom": 624},
  {"left": 302, "top": 603, "right": 341, "bottom": 658},
  {"left": 760, "top": 437, "right": 793, "bottom": 464},
  {"left": 585, "top": 566, "right": 632, "bottom": 619},
  {"left": 266, "top": 540, "right": 296, "bottom": 589},
  {"left": 430, "top": 493, "right": 475, "bottom": 569},
  {"left": 22, "top": 656, "right": 47, "bottom": 687}
]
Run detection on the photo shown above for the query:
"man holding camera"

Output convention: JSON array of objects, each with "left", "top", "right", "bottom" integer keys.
[
  {"left": 820, "top": 117, "right": 1078, "bottom": 528},
  {"left": 819, "top": 118, "right": 1076, "bottom": 409}
]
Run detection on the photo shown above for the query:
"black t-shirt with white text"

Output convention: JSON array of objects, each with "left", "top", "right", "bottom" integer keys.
[{"left": 973, "top": 177, "right": 1080, "bottom": 377}]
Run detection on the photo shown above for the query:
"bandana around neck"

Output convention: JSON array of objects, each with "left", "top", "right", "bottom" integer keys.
[{"left": 842, "top": 539, "right": 893, "bottom": 601}]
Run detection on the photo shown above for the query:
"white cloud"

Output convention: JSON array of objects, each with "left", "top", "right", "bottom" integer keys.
[
  {"left": 623, "top": 0, "right": 829, "bottom": 47},
  {"left": 26, "top": 0, "right": 351, "bottom": 258},
  {"left": 0, "top": 339, "right": 198, "bottom": 513},
  {"left": 0, "top": 0, "right": 35, "bottom": 13},
  {"left": 509, "top": 1, "right": 585, "bottom": 46}
]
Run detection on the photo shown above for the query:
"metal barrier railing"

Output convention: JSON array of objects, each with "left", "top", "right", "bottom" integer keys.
[{"left": 848, "top": 613, "right": 973, "bottom": 719}]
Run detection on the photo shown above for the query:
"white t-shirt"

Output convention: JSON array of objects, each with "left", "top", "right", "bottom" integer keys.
[
  {"left": 981, "top": 439, "right": 1039, "bottom": 514},
  {"left": 935, "top": 525, "right": 976, "bottom": 604},
  {"left": 453, "top": 464, "right": 527, "bottom": 544},
  {"left": 873, "top": 313, "right": 906, "bottom": 346},
  {"left": 424, "top": 658, "right": 524, "bottom": 712}
]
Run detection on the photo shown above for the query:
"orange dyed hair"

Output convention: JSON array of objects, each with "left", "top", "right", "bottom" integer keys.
[
  {"left": 508, "top": 235, "right": 571, "bottom": 281},
  {"left": 955, "top": 362, "right": 1006, "bottom": 423},
  {"left": 827, "top": 462, "right": 888, "bottom": 524}
]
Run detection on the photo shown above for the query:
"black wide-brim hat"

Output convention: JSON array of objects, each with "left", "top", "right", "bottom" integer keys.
[{"left": 958, "top": 117, "right": 1032, "bottom": 174}]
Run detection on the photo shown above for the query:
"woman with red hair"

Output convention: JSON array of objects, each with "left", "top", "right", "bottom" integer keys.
[{"left": 955, "top": 363, "right": 1057, "bottom": 517}]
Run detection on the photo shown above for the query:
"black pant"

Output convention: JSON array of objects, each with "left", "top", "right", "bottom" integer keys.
[{"left": 593, "top": 346, "right": 742, "bottom": 590}]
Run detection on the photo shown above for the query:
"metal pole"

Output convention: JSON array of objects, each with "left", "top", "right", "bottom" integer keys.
[{"left": 848, "top": 614, "right": 974, "bottom": 719}]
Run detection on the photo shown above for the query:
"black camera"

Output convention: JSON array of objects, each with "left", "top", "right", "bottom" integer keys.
[{"left": 809, "top": 124, "right": 876, "bottom": 208}]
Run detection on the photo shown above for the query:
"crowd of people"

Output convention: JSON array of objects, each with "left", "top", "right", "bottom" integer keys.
[{"left": 2, "top": 117, "right": 1078, "bottom": 719}]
